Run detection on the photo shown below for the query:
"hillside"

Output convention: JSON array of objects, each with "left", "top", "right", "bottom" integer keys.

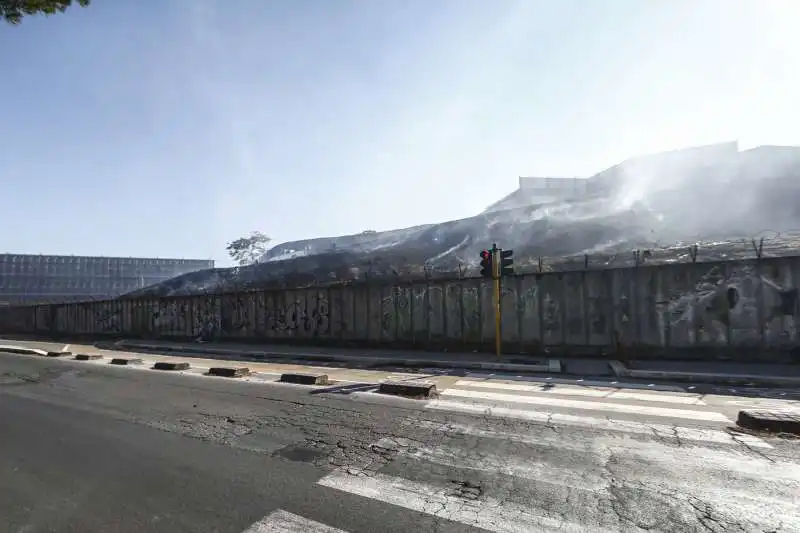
[{"left": 125, "top": 168, "right": 800, "bottom": 298}]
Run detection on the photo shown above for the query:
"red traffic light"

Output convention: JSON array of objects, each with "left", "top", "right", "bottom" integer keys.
[{"left": 480, "top": 250, "right": 490, "bottom": 260}]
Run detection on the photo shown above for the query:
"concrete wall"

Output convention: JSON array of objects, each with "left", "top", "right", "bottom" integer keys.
[{"left": 3, "top": 256, "right": 800, "bottom": 358}]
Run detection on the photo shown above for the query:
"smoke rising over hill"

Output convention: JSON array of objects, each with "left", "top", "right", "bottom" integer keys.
[{"left": 128, "top": 142, "right": 800, "bottom": 298}]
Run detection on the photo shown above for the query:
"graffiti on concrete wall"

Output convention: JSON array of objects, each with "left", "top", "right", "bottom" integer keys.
[
  {"left": 221, "top": 295, "right": 252, "bottom": 335},
  {"left": 668, "top": 263, "right": 798, "bottom": 342},
  {"left": 381, "top": 288, "right": 411, "bottom": 336},
  {"left": 4, "top": 256, "right": 800, "bottom": 352},
  {"left": 151, "top": 301, "right": 189, "bottom": 333},
  {"left": 95, "top": 306, "right": 121, "bottom": 333},
  {"left": 270, "top": 297, "right": 329, "bottom": 335},
  {"left": 461, "top": 286, "right": 480, "bottom": 338},
  {"left": 194, "top": 297, "right": 219, "bottom": 340}
]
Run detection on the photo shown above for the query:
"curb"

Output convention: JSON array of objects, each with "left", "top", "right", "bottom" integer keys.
[
  {"left": 609, "top": 360, "right": 800, "bottom": 388},
  {"left": 46, "top": 351, "right": 72, "bottom": 358},
  {"left": 153, "top": 362, "right": 190, "bottom": 371},
  {"left": 627, "top": 369, "right": 800, "bottom": 387},
  {"left": 378, "top": 381, "right": 437, "bottom": 399},
  {"left": 279, "top": 373, "right": 329, "bottom": 385},
  {"left": 208, "top": 367, "right": 251, "bottom": 378},
  {"left": 737, "top": 410, "right": 800, "bottom": 435},
  {"left": 114, "top": 342, "right": 559, "bottom": 374},
  {"left": 0, "top": 345, "right": 49, "bottom": 357}
]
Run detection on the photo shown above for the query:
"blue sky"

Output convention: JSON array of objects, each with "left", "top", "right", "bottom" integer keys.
[{"left": 1, "top": 0, "right": 798, "bottom": 266}]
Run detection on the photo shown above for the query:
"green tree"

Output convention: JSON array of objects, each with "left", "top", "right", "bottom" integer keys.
[
  {"left": 226, "top": 231, "right": 271, "bottom": 266},
  {"left": 2, "top": 0, "right": 90, "bottom": 25}
]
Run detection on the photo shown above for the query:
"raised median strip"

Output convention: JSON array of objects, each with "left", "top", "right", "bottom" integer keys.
[
  {"left": 279, "top": 373, "right": 330, "bottom": 385},
  {"left": 377, "top": 381, "right": 437, "bottom": 399},
  {"left": 208, "top": 367, "right": 250, "bottom": 378},
  {"left": 737, "top": 410, "right": 800, "bottom": 435},
  {"left": 153, "top": 362, "right": 191, "bottom": 371},
  {"left": 110, "top": 358, "right": 143, "bottom": 365},
  {"left": 74, "top": 354, "right": 103, "bottom": 361}
]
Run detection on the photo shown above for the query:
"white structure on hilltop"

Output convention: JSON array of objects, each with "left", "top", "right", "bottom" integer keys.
[{"left": 485, "top": 141, "right": 800, "bottom": 214}]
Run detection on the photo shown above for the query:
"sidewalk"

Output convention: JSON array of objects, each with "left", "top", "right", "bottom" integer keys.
[
  {"left": 611, "top": 359, "right": 800, "bottom": 387},
  {"left": 108, "top": 339, "right": 800, "bottom": 388},
  {"left": 6, "top": 334, "right": 799, "bottom": 388},
  {"left": 109, "top": 339, "right": 563, "bottom": 375}
]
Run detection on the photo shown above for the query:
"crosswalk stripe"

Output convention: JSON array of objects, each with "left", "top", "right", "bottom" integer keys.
[
  {"left": 424, "top": 400, "right": 771, "bottom": 448},
  {"left": 316, "top": 470, "right": 613, "bottom": 533},
  {"left": 373, "top": 437, "right": 608, "bottom": 492},
  {"left": 413, "top": 417, "right": 772, "bottom": 449},
  {"left": 400, "top": 423, "right": 789, "bottom": 482},
  {"left": 440, "top": 388, "right": 731, "bottom": 422},
  {"left": 453, "top": 380, "right": 706, "bottom": 405},
  {"left": 242, "top": 509, "right": 349, "bottom": 533},
  {"left": 369, "top": 436, "right": 800, "bottom": 523}
]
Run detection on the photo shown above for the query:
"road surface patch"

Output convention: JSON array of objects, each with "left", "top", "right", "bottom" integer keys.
[
  {"left": 377, "top": 381, "right": 437, "bottom": 399},
  {"left": 110, "top": 358, "right": 143, "bottom": 365},
  {"left": 153, "top": 361, "right": 191, "bottom": 371},
  {"left": 737, "top": 409, "right": 800, "bottom": 435},
  {"left": 74, "top": 354, "right": 103, "bottom": 361},
  {"left": 208, "top": 367, "right": 250, "bottom": 378},
  {"left": 279, "top": 373, "right": 330, "bottom": 385}
]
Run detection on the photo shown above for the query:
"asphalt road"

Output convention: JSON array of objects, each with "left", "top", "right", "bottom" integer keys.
[{"left": 1, "top": 353, "right": 799, "bottom": 533}]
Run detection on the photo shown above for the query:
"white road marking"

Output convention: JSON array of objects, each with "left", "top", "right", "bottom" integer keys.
[
  {"left": 453, "top": 380, "right": 706, "bottom": 404},
  {"left": 424, "top": 400, "right": 771, "bottom": 448},
  {"left": 373, "top": 437, "right": 608, "bottom": 492},
  {"left": 405, "top": 422, "right": 784, "bottom": 481},
  {"left": 440, "top": 388, "right": 731, "bottom": 422},
  {"left": 62, "top": 344, "right": 70, "bottom": 352},
  {"left": 242, "top": 509, "right": 349, "bottom": 532},
  {"left": 317, "top": 470, "right": 610, "bottom": 533}
]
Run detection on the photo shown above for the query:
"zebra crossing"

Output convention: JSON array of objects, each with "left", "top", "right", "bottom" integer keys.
[{"left": 245, "top": 379, "right": 799, "bottom": 532}]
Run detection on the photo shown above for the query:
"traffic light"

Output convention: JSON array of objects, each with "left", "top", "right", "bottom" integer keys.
[
  {"left": 500, "top": 249, "right": 514, "bottom": 276},
  {"left": 479, "top": 249, "right": 493, "bottom": 278}
]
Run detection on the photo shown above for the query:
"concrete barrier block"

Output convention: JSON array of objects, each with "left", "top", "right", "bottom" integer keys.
[
  {"left": 74, "top": 354, "right": 103, "bottom": 361},
  {"left": 153, "top": 362, "right": 190, "bottom": 371},
  {"left": 208, "top": 367, "right": 250, "bottom": 378},
  {"left": 110, "top": 358, "right": 143, "bottom": 365},
  {"left": 46, "top": 351, "right": 71, "bottom": 357},
  {"left": 378, "top": 381, "right": 437, "bottom": 399},
  {"left": 279, "top": 373, "right": 329, "bottom": 385},
  {"left": 737, "top": 410, "right": 800, "bottom": 435}
]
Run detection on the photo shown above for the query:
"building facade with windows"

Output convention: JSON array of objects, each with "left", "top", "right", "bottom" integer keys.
[{"left": 0, "top": 254, "right": 214, "bottom": 305}]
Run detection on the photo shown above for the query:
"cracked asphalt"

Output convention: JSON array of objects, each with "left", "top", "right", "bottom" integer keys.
[{"left": 1, "top": 354, "right": 798, "bottom": 533}]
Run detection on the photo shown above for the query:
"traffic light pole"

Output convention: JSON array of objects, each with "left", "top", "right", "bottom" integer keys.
[{"left": 492, "top": 243, "right": 501, "bottom": 357}]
